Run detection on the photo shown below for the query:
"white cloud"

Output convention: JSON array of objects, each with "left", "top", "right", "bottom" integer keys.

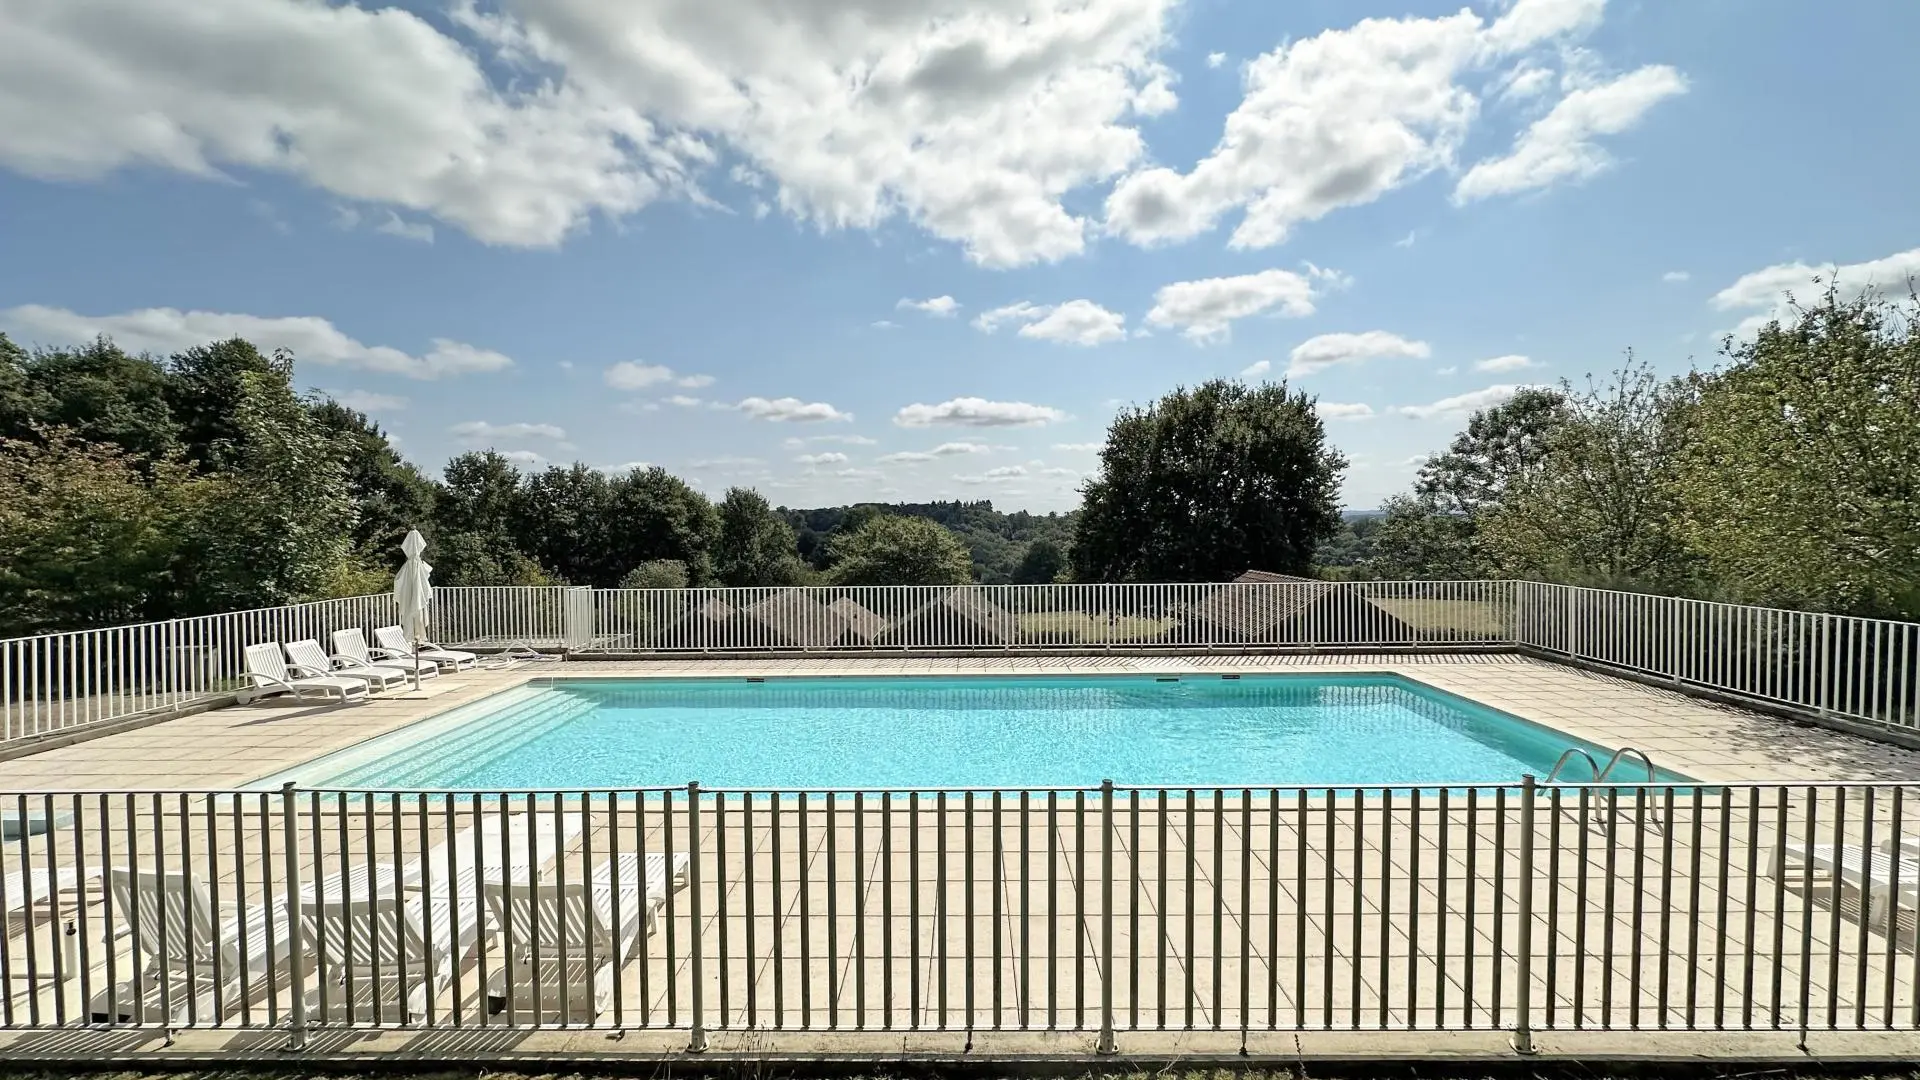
[
  {"left": 374, "top": 212, "right": 434, "bottom": 243},
  {"left": 1145, "top": 269, "right": 1319, "bottom": 343},
  {"left": 1286, "top": 331, "right": 1431, "bottom": 376},
  {"left": 689, "top": 455, "right": 764, "bottom": 469},
  {"left": 898, "top": 296, "right": 960, "bottom": 318},
  {"left": 834, "top": 467, "right": 883, "bottom": 480},
  {"left": 0, "top": 304, "right": 511, "bottom": 380},
  {"left": 1435, "top": 365, "right": 1458, "bottom": 376},
  {"left": 599, "top": 460, "right": 652, "bottom": 474},
  {"left": 1104, "top": 1, "right": 1607, "bottom": 250},
  {"left": 956, "top": 464, "right": 1028, "bottom": 483},
  {"left": 1315, "top": 401, "right": 1376, "bottom": 421},
  {"left": 784, "top": 434, "right": 878, "bottom": 448},
  {"left": 1241, "top": 360, "right": 1272, "bottom": 378},
  {"left": 1455, "top": 65, "right": 1687, "bottom": 202},
  {"left": 604, "top": 361, "right": 714, "bottom": 391},
  {"left": 663, "top": 394, "right": 705, "bottom": 408},
  {"left": 879, "top": 441, "right": 994, "bottom": 463},
  {"left": 1039, "top": 466, "right": 1080, "bottom": 477},
  {"left": 870, "top": 319, "right": 899, "bottom": 329},
  {"left": 1711, "top": 247, "right": 1920, "bottom": 336},
  {"left": 984, "top": 465, "right": 1027, "bottom": 478},
  {"left": 1052, "top": 442, "right": 1102, "bottom": 452},
  {"left": 1662, "top": 270, "right": 1690, "bottom": 283},
  {"left": 1395, "top": 230, "right": 1418, "bottom": 248},
  {"left": 973, "top": 299, "right": 1126, "bottom": 345},
  {"left": 1473, "top": 353, "right": 1536, "bottom": 372},
  {"left": 895, "top": 397, "right": 1066, "bottom": 428},
  {"left": 1396, "top": 384, "right": 1536, "bottom": 419},
  {"left": 450, "top": 420, "right": 567, "bottom": 442},
  {"left": 1206, "top": 52, "right": 1227, "bottom": 69},
  {"left": 499, "top": 450, "right": 546, "bottom": 468},
  {"left": 1496, "top": 61, "right": 1555, "bottom": 102},
  {"left": 796, "top": 451, "right": 850, "bottom": 465},
  {"left": 325, "top": 389, "right": 408, "bottom": 413},
  {"left": 0, "top": 0, "right": 1191, "bottom": 266},
  {"left": 733, "top": 396, "right": 852, "bottom": 423}
]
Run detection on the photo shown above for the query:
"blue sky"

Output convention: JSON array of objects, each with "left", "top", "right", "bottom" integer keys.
[{"left": 3, "top": 0, "right": 1917, "bottom": 512}]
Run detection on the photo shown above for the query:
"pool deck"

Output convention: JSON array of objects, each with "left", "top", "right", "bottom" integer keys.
[
  {"left": 2, "top": 653, "right": 1916, "bottom": 791},
  {"left": 6, "top": 655, "right": 1920, "bottom": 1064}
]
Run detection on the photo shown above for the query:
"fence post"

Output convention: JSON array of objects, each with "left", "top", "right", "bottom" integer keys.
[
  {"left": 1818, "top": 614, "right": 1832, "bottom": 717},
  {"left": 280, "top": 782, "right": 308, "bottom": 1051},
  {"left": 686, "top": 780, "right": 709, "bottom": 1053},
  {"left": 1097, "top": 778, "right": 1118, "bottom": 1056},
  {"left": 1512, "top": 774, "right": 1537, "bottom": 1055}
]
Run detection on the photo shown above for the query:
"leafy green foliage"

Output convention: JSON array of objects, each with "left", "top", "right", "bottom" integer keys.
[
  {"left": 786, "top": 500, "right": 1075, "bottom": 583},
  {"left": 713, "top": 487, "right": 806, "bottom": 587},
  {"left": 826, "top": 515, "right": 975, "bottom": 586},
  {"left": 1673, "top": 287, "right": 1920, "bottom": 618},
  {"left": 1012, "top": 538, "right": 1067, "bottom": 584},
  {"left": 1071, "top": 379, "right": 1345, "bottom": 582},
  {"left": 619, "top": 559, "right": 691, "bottom": 590},
  {"left": 309, "top": 400, "right": 437, "bottom": 570}
]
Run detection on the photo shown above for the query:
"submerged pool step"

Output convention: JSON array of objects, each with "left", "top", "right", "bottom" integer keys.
[{"left": 321, "top": 691, "right": 599, "bottom": 789}]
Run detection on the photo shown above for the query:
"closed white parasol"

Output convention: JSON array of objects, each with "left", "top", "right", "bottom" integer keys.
[{"left": 394, "top": 528, "right": 433, "bottom": 689}]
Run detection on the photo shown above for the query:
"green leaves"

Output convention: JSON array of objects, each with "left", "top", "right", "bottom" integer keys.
[
  {"left": 1071, "top": 379, "right": 1345, "bottom": 582},
  {"left": 826, "top": 515, "right": 975, "bottom": 587}
]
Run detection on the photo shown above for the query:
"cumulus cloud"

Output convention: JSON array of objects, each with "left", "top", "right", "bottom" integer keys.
[
  {"left": 1315, "top": 401, "right": 1376, "bottom": 421},
  {"left": 1206, "top": 52, "right": 1227, "bottom": 69},
  {"left": 973, "top": 299, "right": 1127, "bottom": 345},
  {"left": 0, "top": 304, "right": 511, "bottom": 380},
  {"left": 1145, "top": 269, "right": 1319, "bottom": 343},
  {"left": 1455, "top": 65, "right": 1687, "bottom": 202},
  {"left": 325, "top": 389, "right": 408, "bottom": 412},
  {"left": 898, "top": 296, "right": 960, "bottom": 317},
  {"left": 1241, "top": 360, "right": 1272, "bottom": 378},
  {"left": 0, "top": 0, "right": 1190, "bottom": 266},
  {"left": 662, "top": 394, "right": 705, "bottom": 408},
  {"left": 731, "top": 396, "right": 853, "bottom": 423},
  {"left": 1052, "top": 442, "right": 1103, "bottom": 452},
  {"left": 499, "top": 450, "right": 546, "bottom": 467},
  {"left": 895, "top": 397, "right": 1066, "bottom": 428},
  {"left": 604, "top": 361, "right": 714, "bottom": 391},
  {"left": 1473, "top": 354, "right": 1536, "bottom": 372},
  {"left": 1286, "top": 331, "right": 1431, "bottom": 376},
  {"left": 1105, "top": 0, "right": 1615, "bottom": 250},
  {"left": 374, "top": 212, "right": 434, "bottom": 243},
  {"left": 956, "top": 464, "right": 1028, "bottom": 483},
  {"left": 1662, "top": 270, "right": 1690, "bottom": 283},
  {"left": 452, "top": 420, "right": 568, "bottom": 442},
  {"left": 879, "top": 441, "right": 994, "bottom": 463},
  {"left": 1711, "top": 246, "right": 1920, "bottom": 336},
  {"left": 784, "top": 434, "right": 878, "bottom": 448},
  {"left": 1396, "top": 384, "right": 1536, "bottom": 419},
  {"left": 796, "top": 451, "right": 850, "bottom": 465}
]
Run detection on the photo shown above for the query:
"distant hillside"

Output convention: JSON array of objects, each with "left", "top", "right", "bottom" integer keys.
[{"left": 779, "top": 500, "right": 1079, "bottom": 584}]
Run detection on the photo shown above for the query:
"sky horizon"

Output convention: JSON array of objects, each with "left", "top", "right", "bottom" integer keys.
[{"left": 3, "top": 0, "right": 1917, "bottom": 513}]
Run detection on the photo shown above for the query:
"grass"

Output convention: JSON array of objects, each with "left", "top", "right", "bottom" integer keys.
[{"left": 1018, "top": 611, "right": 1177, "bottom": 642}]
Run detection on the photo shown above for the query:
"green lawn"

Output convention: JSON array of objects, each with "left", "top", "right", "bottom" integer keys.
[{"left": 1019, "top": 610, "right": 1177, "bottom": 642}]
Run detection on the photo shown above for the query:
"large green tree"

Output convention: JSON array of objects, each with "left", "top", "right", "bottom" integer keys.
[
  {"left": 827, "top": 515, "right": 974, "bottom": 586},
  {"left": 7, "top": 337, "right": 179, "bottom": 462},
  {"left": 1674, "top": 286, "right": 1920, "bottom": 618},
  {"left": 310, "top": 399, "right": 437, "bottom": 569},
  {"left": 514, "top": 463, "right": 615, "bottom": 585},
  {"left": 712, "top": 487, "right": 806, "bottom": 587},
  {"left": 1070, "top": 379, "right": 1345, "bottom": 582},
  {"left": 604, "top": 467, "right": 719, "bottom": 585}
]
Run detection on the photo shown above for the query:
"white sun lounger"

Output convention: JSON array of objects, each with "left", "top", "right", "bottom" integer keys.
[
  {"left": 239, "top": 643, "right": 368, "bottom": 705},
  {"left": 374, "top": 625, "right": 481, "bottom": 672},
  {"left": 94, "top": 866, "right": 294, "bottom": 1024},
  {"left": 481, "top": 851, "right": 679, "bottom": 1021},
  {"left": 333, "top": 627, "right": 438, "bottom": 682},
  {"left": 1771, "top": 833, "right": 1920, "bottom": 930},
  {"left": 285, "top": 638, "right": 408, "bottom": 694}
]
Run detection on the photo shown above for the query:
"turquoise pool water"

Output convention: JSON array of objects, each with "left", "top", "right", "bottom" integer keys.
[{"left": 274, "top": 674, "right": 1689, "bottom": 791}]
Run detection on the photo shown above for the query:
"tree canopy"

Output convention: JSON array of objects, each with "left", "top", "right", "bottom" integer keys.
[
  {"left": 1071, "top": 379, "right": 1345, "bottom": 582},
  {"left": 825, "top": 515, "right": 975, "bottom": 587}
]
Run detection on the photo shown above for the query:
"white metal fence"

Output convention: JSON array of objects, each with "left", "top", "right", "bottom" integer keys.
[
  {"left": 4, "top": 780, "right": 1919, "bottom": 1050},
  {"left": 4, "top": 582, "right": 1917, "bottom": 748}
]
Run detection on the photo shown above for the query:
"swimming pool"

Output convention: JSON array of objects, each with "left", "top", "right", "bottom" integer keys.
[{"left": 266, "top": 674, "right": 1689, "bottom": 790}]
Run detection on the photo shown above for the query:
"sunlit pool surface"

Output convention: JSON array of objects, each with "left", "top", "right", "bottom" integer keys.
[{"left": 265, "top": 674, "right": 1689, "bottom": 791}]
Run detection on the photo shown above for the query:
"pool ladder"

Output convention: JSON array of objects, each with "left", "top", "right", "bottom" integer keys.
[{"left": 1545, "top": 746, "right": 1666, "bottom": 834}]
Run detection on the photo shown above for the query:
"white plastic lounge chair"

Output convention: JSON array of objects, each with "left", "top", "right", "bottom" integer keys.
[
  {"left": 239, "top": 643, "right": 368, "bottom": 705},
  {"left": 2, "top": 866, "right": 87, "bottom": 919},
  {"left": 333, "top": 628, "right": 438, "bottom": 682},
  {"left": 285, "top": 638, "right": 408, "bottom": 694},
  {"left": 374, "top": 625, "right": 481, "bottom": 672},
  {"left": 299, "top": 868, "right": 482, "bottom": 1026},
  {"left": 1771, "top": 833, "right": 1920, "bottom": 929},
  {"left": 481, "top": 852, "right": 660, "bottom": 1021},
  {"left": 92, "top": 866, "right": 293, "bottom": 1024}
]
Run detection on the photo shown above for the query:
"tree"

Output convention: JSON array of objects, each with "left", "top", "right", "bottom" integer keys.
[
  {"left": 827, "top": 515, "right": 974, "bottom": 586},
  {"left": 434, "top": 451, "right": 528, "bottom": 586},
  {"left": 619, "top": 559, "right": 691, "bottom": 590},
  {"left": 1012, "top": 538, "right": 1066, "bottom": 584},
  {"left": 1070, "top": 379, "right": 1346, "bottom": 582},
  {"left": 1476, "top": 357, "right": 1698, "bottom": 589},
  {"left": 165, "top": 338, "right": 283, "bottom": 471},
  {"left": 1415, "top": 387, "right": 1569, "bottom": 515},
  {"left": 10, "top": 337, "right": 178, "bottom": 462},
  {"left": 1673, "top": 285, "right": 1920, "bottom": 618},
  {"left": 309, "top": 399, "right": 437, "bottom": 568},
  {"left": 712, "top": 487, "right": 806, "bottom": 587},
  {"left": 1363, "top": 495, "right": 1486, "bottom": 580},
  {"left": 0, "top": 433, "right": 199, "bottom": 635},
  {"left": 604, "top": 467, "right": 719, "bottom": 584},
  {"left": 514, "top": 464, "right": 614, "bottom": 584}
]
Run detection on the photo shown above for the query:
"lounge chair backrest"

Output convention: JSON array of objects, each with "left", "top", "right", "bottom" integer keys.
[
  {"left": 284, "top": 639, "right": 334, "bottom": 675},
  {"left": 301, "top": 896, "right": 431, "bottom": 973},
  {"left": 108, "top": 867, "right": 221, "bottom": 967},
  {"left": 483, "top": 879, "right": 612, "bottom": 958},
  {"left": 244, "top": 643, "right": 292, "bottom": 688},
  {"left": 332, "top": 628, "right": 374, "bottom": 666},
  {"left": 372, "top": 626, "right": 415, "bottom": 655}
]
